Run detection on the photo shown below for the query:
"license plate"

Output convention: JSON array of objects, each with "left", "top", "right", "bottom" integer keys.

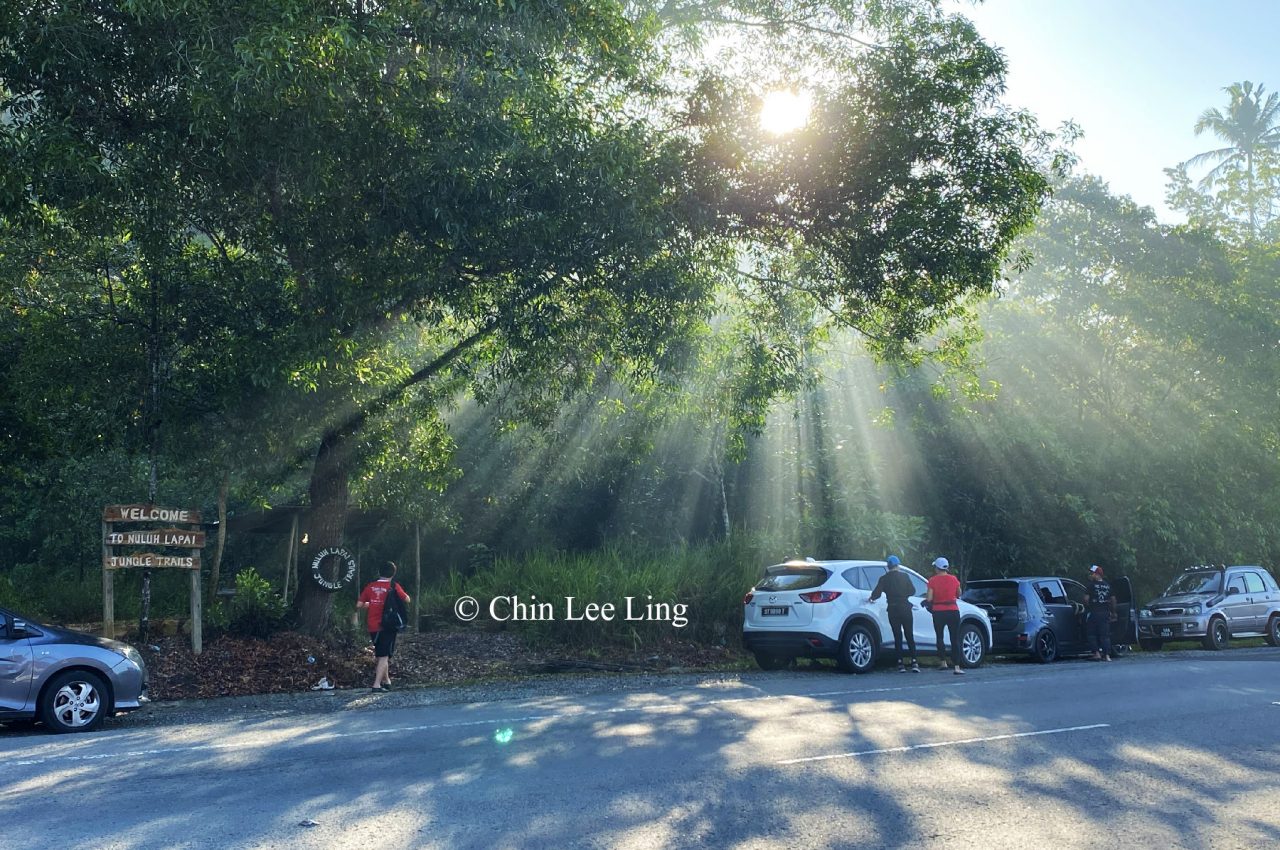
[
  {"left": 761, "top": 606, "right": 789, "bottom": 616},
  {"left": 1160, "top": 627, "right": 1173, "bottom": 637}
]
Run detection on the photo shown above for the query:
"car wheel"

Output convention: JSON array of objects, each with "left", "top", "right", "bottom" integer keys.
[
  {"left": 959, "top": 623, "right": 986, "bottom": 668},
  {"left": 1265, "top": 615, "right": 1280, "bottom": 648},
  {"left": 39, "top": 669, "right": 110, "bottom": 734},
  {"left": 753, "top": 652, "right": 792, "bottom": 671},
  {"left": 1203, "top": 618, "right": 1229, "bottom": 651},
  {"left": 1138, "top": 638, "right": 1164, "bottom": 652},
  {"left": 1032, "top": 629, "right": 1058, "bottom": 663},
  {"left": 837, "top": 623, "right": 877, "bottom": 674}
]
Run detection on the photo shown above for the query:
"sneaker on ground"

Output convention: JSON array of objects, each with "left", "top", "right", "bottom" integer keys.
[
  {"left": 953, "top": 667, "right": 965, "bottom": 675},
  {"left": 911, "top": 662, "right": 921, "bottom": 672}
]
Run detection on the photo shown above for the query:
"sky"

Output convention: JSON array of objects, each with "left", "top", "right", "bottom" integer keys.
[{"left": 949, "top": 0, "right": 1280, "bottom": 222}]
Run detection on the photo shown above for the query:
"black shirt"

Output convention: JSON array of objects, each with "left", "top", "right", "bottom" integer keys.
[
  {"left": 1088, "top": 578, "right": 1114, "bottom": 612},
  {"left": 871, "top": 570, "right": 916, "bottom": 610}
]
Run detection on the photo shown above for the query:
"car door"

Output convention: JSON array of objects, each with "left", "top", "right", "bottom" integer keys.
[
  {"left": 1241, "top": 571, "right": 1268, "bottom": 633},
  {"left": 899, "top": 569, "right": 935, "bottom": 650},
  {"left": 858, "top": 565, "right": 894, "bottom": 645},
  {"left": 1221, "top": 571, "right": 1251, "bottom": 632},
  {"left": 0, "top": 612, "right": 35, "bottom": 712},
  {"left": 1061, "top": 579, "right": 1090, "bottom": 650},
  {"left": 1031, "top": 580, "right": 1075, "bottom": 644},
  {"left": 1108, "top": 576, "right": 1137, "bottom": 647}
]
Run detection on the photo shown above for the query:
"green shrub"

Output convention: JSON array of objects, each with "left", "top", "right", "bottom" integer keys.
[{"left": 208, "top": 567, "right": 288, "bottom": 639}]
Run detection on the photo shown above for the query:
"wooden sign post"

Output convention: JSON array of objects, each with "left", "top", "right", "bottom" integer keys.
[{"left": 102, "top": 504, "right": 205, "bottom": 654}]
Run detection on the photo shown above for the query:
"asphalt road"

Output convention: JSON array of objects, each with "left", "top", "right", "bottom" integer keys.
[{"left": 3, "top": 650, "right": 1279, "bottom": 850}]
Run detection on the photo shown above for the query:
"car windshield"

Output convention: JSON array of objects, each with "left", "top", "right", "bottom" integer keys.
[
  {"left": 756, "top": 566, "right": 829, "bottom": 592},
  {"left": 1164, "top": 571, "right": 1222, "bottom": 595}
]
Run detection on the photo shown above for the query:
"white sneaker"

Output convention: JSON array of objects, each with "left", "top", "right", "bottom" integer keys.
[{"left": 311, "top": 677, "right": 334, "bottom": 691}]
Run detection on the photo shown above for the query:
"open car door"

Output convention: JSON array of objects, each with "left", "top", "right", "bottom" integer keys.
[{"left": 1110, "top": 576, "right": 1138, "bottom": 651}]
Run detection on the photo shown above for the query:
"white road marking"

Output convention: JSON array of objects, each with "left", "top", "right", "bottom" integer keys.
[{"left": 776, "top": 723, "right": 1111, "bottom": 765}]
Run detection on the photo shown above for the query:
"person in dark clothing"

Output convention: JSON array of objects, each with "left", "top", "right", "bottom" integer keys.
[
  {"left": 870, "top": 556, "right": 920, "bottom": 672},
  {"left": 1086, "top": 565, "right": 1117, "bottom": 661}
]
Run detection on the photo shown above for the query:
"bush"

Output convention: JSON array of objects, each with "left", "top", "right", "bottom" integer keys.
[{"left": 208, "top": 567, "right": 288, "bottom": 639}]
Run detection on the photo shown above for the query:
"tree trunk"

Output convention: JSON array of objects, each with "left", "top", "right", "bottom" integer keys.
[
  {"left": 292, "top": 426, "right": 354, "bottom": 636},
  {"left": 208, "top": 471, "right": 230, "bottom": 598}
]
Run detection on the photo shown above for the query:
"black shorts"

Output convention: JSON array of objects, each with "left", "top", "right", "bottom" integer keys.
[{"left": 373, "top": 629, "right": 398, "bottom": 659}]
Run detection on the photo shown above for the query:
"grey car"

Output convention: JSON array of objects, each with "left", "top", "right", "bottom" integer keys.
[
  {"left": 1137, "top": 565, "right": 1280, "bottom": 651},
  {"left": 1, "top": 606, "right": 148, "bottom": 733}
]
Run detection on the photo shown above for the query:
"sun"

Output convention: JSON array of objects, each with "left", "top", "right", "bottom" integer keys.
[{"left": 759, "top": 89, "right": 812, "bottom": 135}]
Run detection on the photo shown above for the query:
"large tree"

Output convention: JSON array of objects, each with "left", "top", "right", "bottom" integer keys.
[
  {"left": 2, "top": 0, "right": 1048, "bottom": 634},
  {"left": 1186, "top": 81, "right": 1280, "bottom": 236}
]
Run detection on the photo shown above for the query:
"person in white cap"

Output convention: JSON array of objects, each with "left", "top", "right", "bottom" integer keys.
[{"left": 926, "top": 557, "right": 964, "bottom": 674}]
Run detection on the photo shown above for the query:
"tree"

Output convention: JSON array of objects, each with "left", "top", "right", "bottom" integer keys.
[
  {"left": 1186, "top": 81, "right": 1280, "bottom": 236},
  {"left": 2, "top": 1, "right": 1049, "bottom": 635}
]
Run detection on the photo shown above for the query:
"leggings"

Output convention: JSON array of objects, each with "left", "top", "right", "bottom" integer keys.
[
  {"left": 888, "top": 606, "right": 916, "bottom": 663},
  {"left": 933, "top": 609, "right": 962, "bottom": 667}
]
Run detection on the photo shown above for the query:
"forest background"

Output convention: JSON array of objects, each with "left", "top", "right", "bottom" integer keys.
[{"left": 2, "top": 1, "right": 1277, "bottom": 652}]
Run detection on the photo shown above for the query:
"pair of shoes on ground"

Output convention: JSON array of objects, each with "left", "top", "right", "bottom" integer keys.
[
  {"left": 897, "top": 661, "right": 922, "bottom": 673},
  {"left": 369, "top": 683, "right": 393, "bottom": 692}
]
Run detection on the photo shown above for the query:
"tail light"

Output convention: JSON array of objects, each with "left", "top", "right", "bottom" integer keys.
[
  {"left": 1017, "top": 596, "right": 1028, "bottom": 626},
  {"left": 799, "top": 591, "right": 842, "bottom": 603},
  {"left": 743, "top": 592, "right": 755, "bottom": 604}
]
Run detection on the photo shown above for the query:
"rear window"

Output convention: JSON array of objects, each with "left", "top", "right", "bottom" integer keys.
[
  {"left": 963, "top": 583, "right": 1020, "bottom": 607},
  {"left": 756, "top": 566, "right": 829, "bottom": 592}
]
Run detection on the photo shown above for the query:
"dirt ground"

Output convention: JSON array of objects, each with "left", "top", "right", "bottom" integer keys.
[{"left": 138, "top": 628, "right": 749, "bottom": 700}]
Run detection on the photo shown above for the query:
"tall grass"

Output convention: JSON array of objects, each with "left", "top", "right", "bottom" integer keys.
[{"left": 420, "top": 536, "right": 773, "bottom": 650}]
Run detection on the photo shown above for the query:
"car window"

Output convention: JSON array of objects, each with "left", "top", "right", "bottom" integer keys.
[
  {"left": 841, "top": 568, "right": 869, "bottom": 590},
  {"left": 756, "top": 567, "right": 829, "bottom": 592},
  {"left": 861, "top": 566, "right": 888, "bottom": 589},
  {"left": 1243, "top": 572, "right": 1266, "bottom": 594},
  {"left": 903, "top": 570, "right": 928, "bottom": 596},
  {"left": 0, "top": 612, "right": 7, "bottom": 636},
  {"left": 1032, "top": 580, "right": 1067, "bottom": 605},
  {"left": 1226, "top": 574, "right": 1246, "bottom": 595},
  {"left": 1064, "top": 580, "right": 1088, "bottom": 606},
  {"left": 962, "top": 583, "right": 1019, "bottom": 607}
]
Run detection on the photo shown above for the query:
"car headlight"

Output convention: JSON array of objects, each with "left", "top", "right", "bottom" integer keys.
[
  {"left": 1183, "top": 604, "right": 1201, "bottom": 616},
  {"left": 1139, "top": 609, "right": 1152, "bottom": 619},
  {"left": 119, "top": 645, "right": 145, "bottom": 669}
]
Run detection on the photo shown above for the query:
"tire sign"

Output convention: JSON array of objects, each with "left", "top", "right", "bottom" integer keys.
[{"left": 310, "top": 547, "right": 357, "bottom": 592}]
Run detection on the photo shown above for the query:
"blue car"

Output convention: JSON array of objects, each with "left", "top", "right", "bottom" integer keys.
[{"left": 962, "top": 576, "right": 1136, "bottom": 663}]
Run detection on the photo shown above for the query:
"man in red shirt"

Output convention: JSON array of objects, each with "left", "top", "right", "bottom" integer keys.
[
  {"left": 357, "top": 561, "right": 411, "bottom": 691},
  {"left": 926, "top": 557, "right": 964, "bottom": 675}
]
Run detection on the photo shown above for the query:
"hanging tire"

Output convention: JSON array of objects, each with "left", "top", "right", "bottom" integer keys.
[
  {"left": 1139, "top": 638, "right": 1164, "bottom": 652},
  {"left": 837, "top": 622, "right": 878, "bottom": 674},
  {"left": 753, "top": 652, "right": 792, "bottom": 671},
  {"left": 959, "top": 622, "right": 986, "bottom": 668},
  {"left": 1032, "top": 629, "right": 1058, "bottom": 663},
  {"left": 1203, "top": 618, "right": 1229, "bottom": 651},
  {"left": 1264, "top": 615, "right": 1280, "bottom": 647},
  {"left": 39, "top": 669, "right": 110, "bottom": 734}
]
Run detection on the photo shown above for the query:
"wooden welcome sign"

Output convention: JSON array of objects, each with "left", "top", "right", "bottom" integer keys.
[{"left": 102, "top": 504, "right": 205, "bottom": 654}]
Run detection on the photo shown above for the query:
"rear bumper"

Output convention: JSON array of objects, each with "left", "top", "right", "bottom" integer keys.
[{"left": 742, "top": 631, "right": 841, "bottom": 656}]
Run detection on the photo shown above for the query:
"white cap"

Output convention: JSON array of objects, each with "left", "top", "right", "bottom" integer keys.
[{"left": 932, "top": 557, "right": 950, "bottom": 570}]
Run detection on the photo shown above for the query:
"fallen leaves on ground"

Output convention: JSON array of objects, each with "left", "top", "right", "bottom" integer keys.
[{"left": 139, "top": 629, "right": 748, "bottom": 700}]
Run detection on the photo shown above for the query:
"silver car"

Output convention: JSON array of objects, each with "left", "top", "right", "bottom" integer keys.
[
  {"left": 1137, "top": 566, "right": 1280, "bottom": 651},
  {"left": 1, "top": 606, "right": 148, "bottom": 733}
]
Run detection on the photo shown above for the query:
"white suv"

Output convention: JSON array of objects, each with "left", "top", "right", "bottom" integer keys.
[{"left": 742, "top": 558, "right": 992, "bottom": 673}]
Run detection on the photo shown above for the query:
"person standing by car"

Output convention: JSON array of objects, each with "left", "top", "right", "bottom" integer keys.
[
  {"left": 1086, "top": 565, "right": 1117, "bottom": 662},
  {"left": 926, "top": 557, "right": 964, "bottom": 674},
  {"left": 870, "top": 555, "right": 921, "bottom": 672},
  {"left": 357, "top": 561, "right": 411, "bottom": 691}
]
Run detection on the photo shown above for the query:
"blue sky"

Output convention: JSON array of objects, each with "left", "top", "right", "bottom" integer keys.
[{"left": 951, "top": 0, "right": 1280, "bottom": 221}]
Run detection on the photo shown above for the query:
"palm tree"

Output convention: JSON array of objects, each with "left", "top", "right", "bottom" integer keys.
[{"left": 1185, "top": 81, "right": 1280, "bottom": 234}]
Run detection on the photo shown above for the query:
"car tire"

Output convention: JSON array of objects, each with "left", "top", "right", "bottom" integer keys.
[
  {"left": 39, "top": 669, "right": 110, "bottom": 734},
  {"left": 1265, "top": 615, "right": 1280, "bottom": 648},
  {"left": 1032, "top": 629, "right": 1058, "bottom": 663},
  {"left": 1203, "top": 618, "right": 1229, "bottom": 651},
  {"left": 753, "top": 652, "right": 792, "bottom": 671},
  {"left": 837, "top": 622, "right": 878, "bottom": 674},
  {"left": 959, "top": 622, "right": 986, "bottom": 668},
  {"left": 1138, "top": 638, "right": 1164, "bottom": 652}
]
